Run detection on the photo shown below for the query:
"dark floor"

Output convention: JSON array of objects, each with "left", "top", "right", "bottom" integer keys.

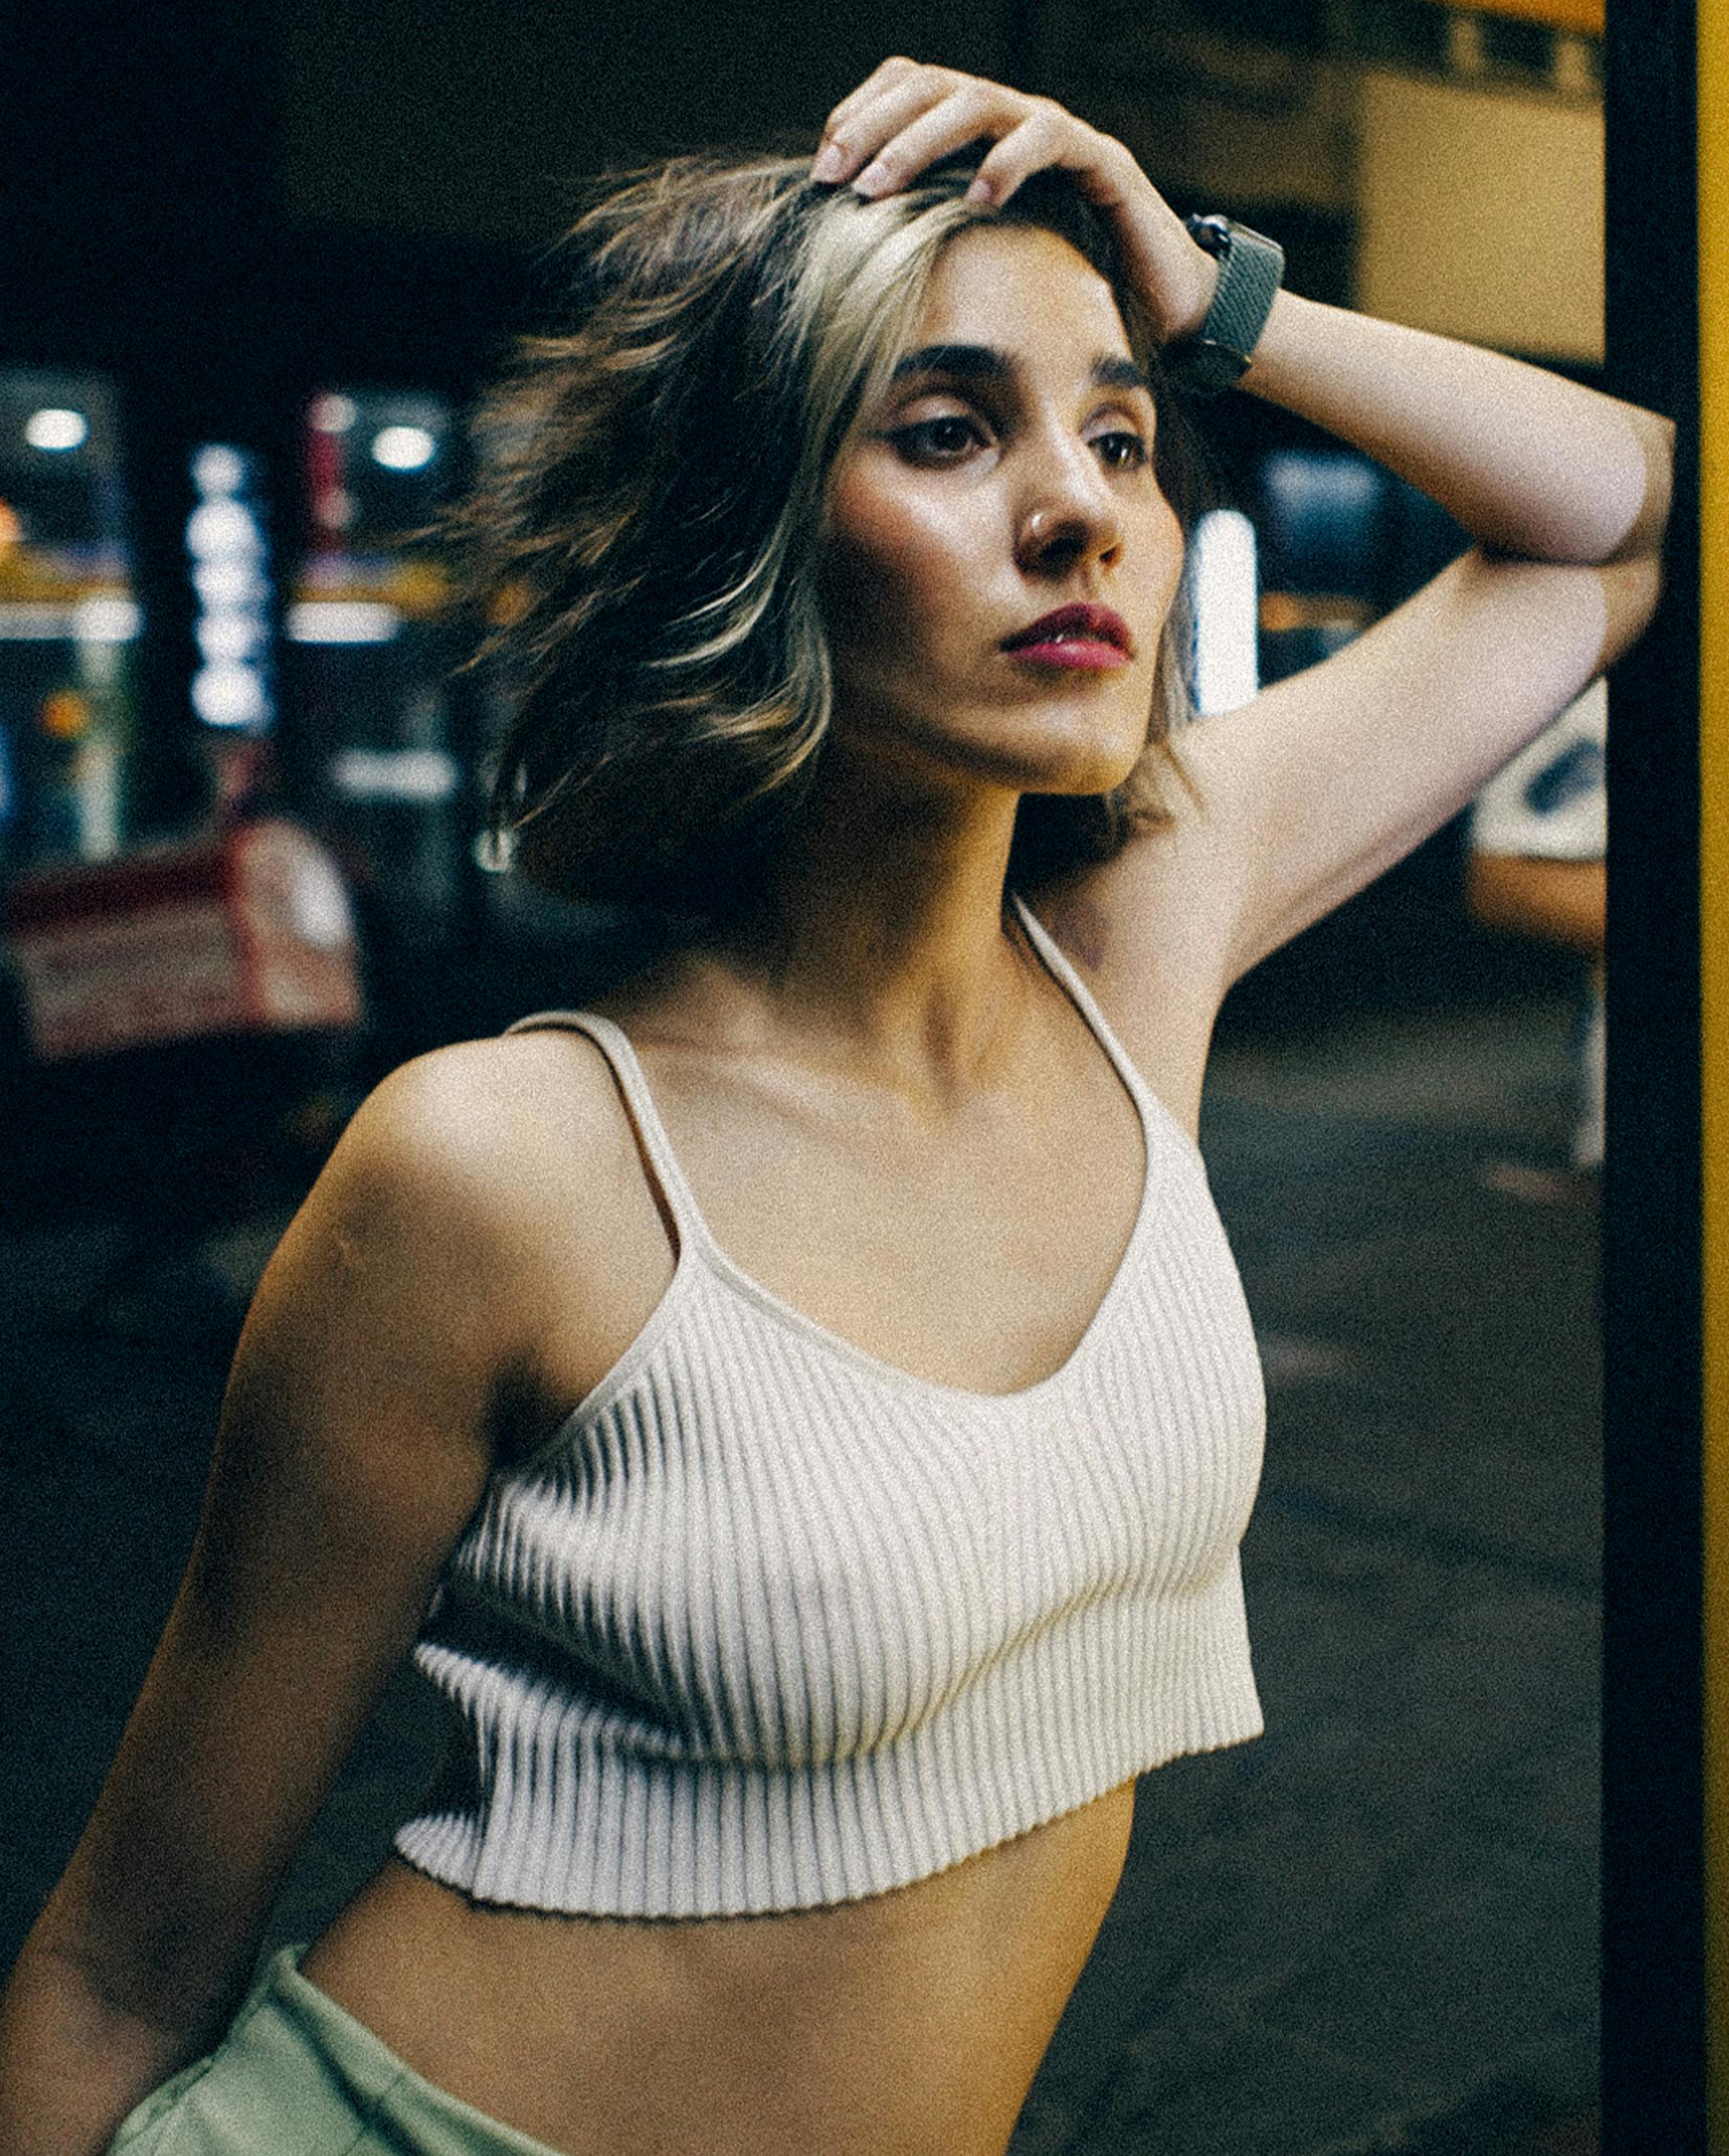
[{"left": 0, "top": 993, "right": 1600, "bottom": 2155}]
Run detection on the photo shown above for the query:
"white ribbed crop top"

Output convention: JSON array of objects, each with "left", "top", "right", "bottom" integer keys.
[{"left": 394, "top": 899, "right": 1265, "bottom": 1918}]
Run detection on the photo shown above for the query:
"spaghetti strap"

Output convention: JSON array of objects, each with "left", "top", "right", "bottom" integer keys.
[
  {"left": 503, "top": 1009, "right": 712, "bottom": 1249},
  {"left": 1010, "top": 894, "right": 1155, "bottom": 1112}
]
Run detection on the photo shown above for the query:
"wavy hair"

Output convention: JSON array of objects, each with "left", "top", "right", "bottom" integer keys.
[{"left": 461, "top": 149, "right": 1201, "bottom": 911}]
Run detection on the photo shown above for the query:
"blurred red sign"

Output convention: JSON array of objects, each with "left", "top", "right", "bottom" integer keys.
[{"left": 3, "top": 819, "right": 363, "bottom": 1060}]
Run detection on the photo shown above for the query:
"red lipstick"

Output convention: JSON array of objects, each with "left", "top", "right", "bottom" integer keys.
[{"left": 1002, "top": 602, "right": 1134, "bottom": 671}]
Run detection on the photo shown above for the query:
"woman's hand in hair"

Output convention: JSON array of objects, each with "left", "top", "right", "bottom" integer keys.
[{"left": 813, "top": 58, "right": 1216, "bottom": 344}]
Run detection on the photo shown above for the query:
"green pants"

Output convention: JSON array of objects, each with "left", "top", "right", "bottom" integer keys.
[{"left": 108, "top": 1947, "right": 567, "bottom": 2155}]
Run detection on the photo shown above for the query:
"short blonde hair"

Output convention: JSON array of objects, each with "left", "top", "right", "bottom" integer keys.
[{"left": 463, "top": 151, "right": 1199, "bottom": 911}]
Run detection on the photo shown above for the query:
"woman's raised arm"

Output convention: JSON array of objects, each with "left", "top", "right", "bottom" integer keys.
[
  {"left": 1180, "top": 285, "right": 1669, "bottom": 981},
  {"left": 0, "top": 1047, "right": 544, "bottom": 2156}
]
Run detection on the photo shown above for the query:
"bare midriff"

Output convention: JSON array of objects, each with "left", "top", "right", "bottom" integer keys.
[{"left": 300, "top": 1777, "right": 1137, "bottom": 2156}]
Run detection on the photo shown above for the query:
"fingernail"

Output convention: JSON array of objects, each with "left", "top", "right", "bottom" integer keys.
[
  {"left": 852, "top": 160, "right": 891, "bottom": 196},
  {"left": 812, "top": 143, "right": 846, "bottom": 182},
  {"left": 965, "top": 177, "right": 996, "bottom": 205}
]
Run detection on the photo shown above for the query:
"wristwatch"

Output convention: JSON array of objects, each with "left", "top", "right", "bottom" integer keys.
[{"left": 1163, "top": 214, "right": 1285, "bottom": 394}]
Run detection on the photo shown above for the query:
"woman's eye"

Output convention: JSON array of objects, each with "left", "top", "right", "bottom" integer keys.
[
  {"left": 890, "top": 415, "right": 985, "bottom": 462},
  {"left": 1092, "top": 429, "right": 1150, "bottom": 471}
]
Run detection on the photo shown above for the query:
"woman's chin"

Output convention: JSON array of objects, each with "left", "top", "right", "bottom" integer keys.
[
  {"left": 993, "top": 695, "right": 1153, "bottom": 793},
  {"left": 995, "top": 727, "right": 1147, "bottom": 799},
  {"left": 827, "top": 699, "right": 1149, "bottom": 803}
]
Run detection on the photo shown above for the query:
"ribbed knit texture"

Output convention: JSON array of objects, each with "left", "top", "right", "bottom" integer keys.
[{"left": 394, "top": 899, "right": 1266, "bottom": 1917}]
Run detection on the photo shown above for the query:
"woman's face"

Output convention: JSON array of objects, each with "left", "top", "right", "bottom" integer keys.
[{"left": 820, "top": 222, "right": 1185, "bottom": 802}]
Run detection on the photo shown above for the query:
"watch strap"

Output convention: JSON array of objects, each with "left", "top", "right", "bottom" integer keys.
[{"left": 1164, "top": 215, "right": 1285, "bottom": 394}]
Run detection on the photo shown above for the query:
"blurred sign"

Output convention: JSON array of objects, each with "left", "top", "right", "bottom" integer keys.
[
  {"left": 3, "top": 819, "right": 361, "bottom": 1060},
  {"left": 1357, "top": 68, "right": 1604, "bottom": 362}
]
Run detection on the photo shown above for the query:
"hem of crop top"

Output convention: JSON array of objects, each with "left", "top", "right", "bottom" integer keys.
[
  {"left": 394, "top": 1542, "right": 1266, "bottom": 1917},
  {"left": 501, "top": 893, "right": 1207, "bottom": 1466},
  {"left": 389, "top": 1709, "right": 1267, "bottom": 1922}
]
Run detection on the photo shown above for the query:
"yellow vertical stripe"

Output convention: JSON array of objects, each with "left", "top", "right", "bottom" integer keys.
[{"left": 1704, "top": 0, "right": 1729, "bottom": 2140}]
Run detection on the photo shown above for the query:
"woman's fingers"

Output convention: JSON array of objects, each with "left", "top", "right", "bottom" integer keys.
[
  {"left": 816, "top": 64, "right": 1041, "bottom": 187},
  {"left": 812, "top": 60, "right": 1213, "bottom": 343},
  {"left": 814, "top": 64, "right": 1122, "bottom": 213},
  {"left": 816, "top": 70, "right": 980, "bottom": 185},
  {"left": 815, "top": 58, "right": 952, "bottom": 178},
  {"left": 961, "top": 103, "right": 1100, "bottom": 205},
  {"left": 818, "top": 55, "right": 924, "bottom": 144},
  {"left": 847, "top": 83, "right": 1026, "bottom": 196}
]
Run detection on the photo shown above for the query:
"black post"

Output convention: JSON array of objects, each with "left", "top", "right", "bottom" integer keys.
[{"left": 1601, "top": 1, "right": 1706, "bottom": 2148}]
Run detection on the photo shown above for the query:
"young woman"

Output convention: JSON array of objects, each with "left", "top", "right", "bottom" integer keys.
[{"left": 0, "top": 58, "right": 1671, "bottom": 2156}]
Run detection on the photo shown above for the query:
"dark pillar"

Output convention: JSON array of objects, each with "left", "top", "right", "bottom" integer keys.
[{"left": 1601, "top": 2, "right": 1706, "bottom": 2147}]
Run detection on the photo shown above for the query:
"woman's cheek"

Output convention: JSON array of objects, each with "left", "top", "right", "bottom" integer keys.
[{"left": 823, "top": 490, "right": 983, "bottom": 673}]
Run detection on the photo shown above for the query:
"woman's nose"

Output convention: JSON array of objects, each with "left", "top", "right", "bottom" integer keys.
[{"left": 1013, "top": 448, "right": 1122, "bottom": 576}]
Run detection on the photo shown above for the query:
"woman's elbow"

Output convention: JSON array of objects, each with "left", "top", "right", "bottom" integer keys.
[
  {"left": 1595, "top": 545, "right": 1666, "bottom": 671},
  {"left": 1608, "top": 405, "right": 1676, "bottom": 566}
]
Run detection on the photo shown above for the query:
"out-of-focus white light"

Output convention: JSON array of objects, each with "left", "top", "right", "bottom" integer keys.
[
  {"left": 191, "top": 444, "right": 248, "bottom": 496},
  {"left": 310, "top": 393, "right": 358, "bottom": 435},
  {"left": 25, "top": 407, "right": 88, "bottom": 452},
  {"left": 187, "top": 441, "right": 273, "bottom": 733},
  {"left": 330, "top": 746, "right": 459, "bottom": 801},
  {"left": 370, "top": 424, "right": 437, "bottom": 472},
  {"left": 196, "top": 612, "right": 265, "bottom": 663},
  {"left": 286, "top": 600, "right": 398, "bottom": 645},
  {"left": 194, "top": 559, "right": 265, "bottom": 607},
  {"left": 1189, "top": 508, "right": 1259, "bottom": 718},
  {"left": 187, "top": 499, "right": 263, "bottom": 560},
  {"left": 72, "top": 595, "right": 143, "bottom": 643},
  {"left": 286, "top": 852, "right": 355, "bottom": 947},
  {"left": 193, "top": 662, "right": 269, "bottom": 728}
]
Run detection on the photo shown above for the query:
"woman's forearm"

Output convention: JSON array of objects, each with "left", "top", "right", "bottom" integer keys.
[
  {"left": 0, "top": 1826, "right": 262, "bottom": 2156},
  {"left": 1238, "top": 288, "right": 1674, "bottom": 568}
]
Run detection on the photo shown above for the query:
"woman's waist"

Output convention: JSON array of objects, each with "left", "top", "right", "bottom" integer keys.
[{"left": 300, "top": 1785, "right": 1135, "bottom": 2153}]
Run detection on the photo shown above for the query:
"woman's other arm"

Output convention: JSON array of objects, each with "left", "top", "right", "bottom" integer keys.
[{"left": 0, "top": 1045, "right": 547, "bottom": 2156}]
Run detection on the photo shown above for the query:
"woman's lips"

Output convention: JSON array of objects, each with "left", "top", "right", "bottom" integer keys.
[
  {"left": 1007, "top": 638, "right": 1132, "bottom": 672},
  {"left": 1002, "top": 602, "right": 1134, "bottom": 671}
]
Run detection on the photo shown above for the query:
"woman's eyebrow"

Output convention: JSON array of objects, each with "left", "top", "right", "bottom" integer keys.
[
  {"left": 888, "top": 345, "right": 1152, "bottom": 396},
  {"left": 890, "top": 343, "right": 1011, "bottom": 384},
  {"left": 1093, "top": 356, "right": 1152, "bottom": 395}
]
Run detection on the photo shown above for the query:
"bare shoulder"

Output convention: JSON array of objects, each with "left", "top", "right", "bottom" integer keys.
[
  {"left": 341, "top": 1025, "right": 640, "bottom": 1232},
  {"left": 253, "top": 1023, "right": 666, "bottom": 1453}
]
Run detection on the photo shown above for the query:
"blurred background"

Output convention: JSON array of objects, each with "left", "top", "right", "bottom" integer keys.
[{"left": 3, "top": 4, "right": 1613, "bottom": 2152}]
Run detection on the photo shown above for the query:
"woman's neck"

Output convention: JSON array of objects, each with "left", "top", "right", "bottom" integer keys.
[{"left": 706, "top": 752, "right": 1036, "bottom": 1090}]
